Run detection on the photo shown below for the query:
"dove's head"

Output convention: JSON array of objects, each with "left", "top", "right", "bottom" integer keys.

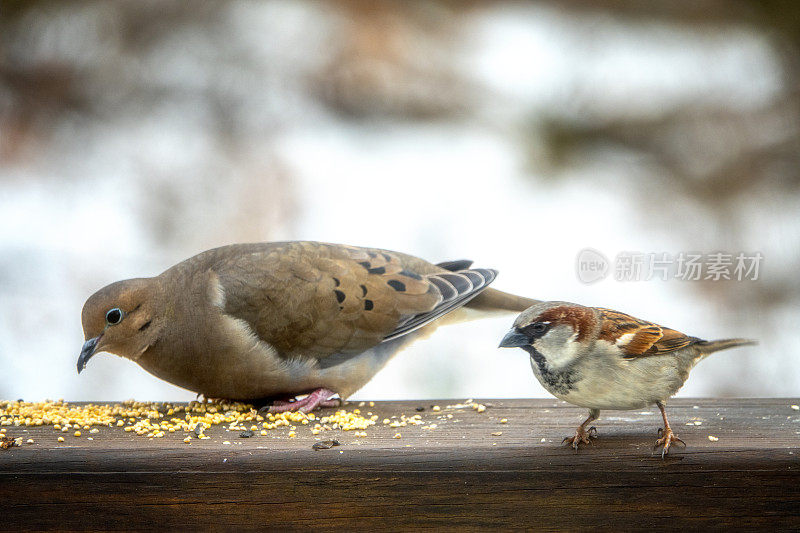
[{"left": 78, "top": 278, "right": 162, "bottom": 373}]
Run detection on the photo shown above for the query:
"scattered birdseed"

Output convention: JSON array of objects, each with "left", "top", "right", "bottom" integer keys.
[
  {"left": 432, "top": 406, "right": 441, "bottom": 412},
  {"left": 708, "top": 435, "right": 719, "bottom": 442},
  {"left": 0, "top": 435, "right": 16, "bottom": 449},
  {"left": 183, "top": 436, "right": 191, "bottom": 443},
  {"left": 500, "top": 418, "right": 508, "bottom": 424},
  {"left": 312, "top": 439, "right": 340, "bottom": 450},
  {"left": 26, "top": 438, "right": 34, "bottom": 444},
  {"left": 491, "top": 432, "right": 503, "bottom": 436},
  {"left": 393, "top": 433, "right": 402, "bottom": 439},
  {"left": 0, "top": 399, "right": 435, "bottom": 444},
  {"left": 222, "top": 441, "right": 231, "bottom": 445},
  {"left": 57, "top": 436, "right": 64, "bottom": 442},
  {"left": 791, "top": 405, "right": 799, "bottom": 411}
]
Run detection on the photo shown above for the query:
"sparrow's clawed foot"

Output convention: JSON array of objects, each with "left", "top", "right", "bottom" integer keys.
[
  {"left": 563, "top": 425, "right": 597, "bottom": 451},
  {"left": 266, "top": 388, "right": 341, "bottom": 414},
  {"left": 653, "top": 427, "right": 686, "bottom": 458}
]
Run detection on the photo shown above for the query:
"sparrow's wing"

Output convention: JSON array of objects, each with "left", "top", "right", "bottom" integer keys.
[
  {"left": 212, "top": 242, "right": 496, "bottom": 360},
  {"left": 597, "top": 308, "right": 700, "bottom": 358}
]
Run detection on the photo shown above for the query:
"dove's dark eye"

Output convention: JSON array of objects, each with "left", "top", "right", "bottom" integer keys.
[{"left": 105, "top": 308, "right": 124, "bottom": 325}]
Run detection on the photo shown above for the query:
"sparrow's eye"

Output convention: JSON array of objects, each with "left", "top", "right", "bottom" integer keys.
[
  {"left": 531, "top": 322, "right": 547, "bottom": 333},
  {"left": 105, "top": 308, "right": 124, "bottom": 325},
  {"left": 523, "top": 321, "right": 549, "bottom": 337}
]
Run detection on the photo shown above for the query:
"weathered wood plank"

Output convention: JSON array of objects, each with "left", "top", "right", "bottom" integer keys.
[{"left": 1, "top": 399, "right": 799, "bottom": 530}]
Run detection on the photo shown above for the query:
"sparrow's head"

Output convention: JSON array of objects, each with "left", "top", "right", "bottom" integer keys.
[
  {"left": 78, "top": 278, "right": 161, "bottom": 374},
  {"left": 498, "top": 301, "right": 599, "bottom": 369}
]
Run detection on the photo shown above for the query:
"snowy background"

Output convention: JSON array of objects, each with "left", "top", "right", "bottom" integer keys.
[{"left": 1, "top": 1, "right": 798, "bottom": 402}]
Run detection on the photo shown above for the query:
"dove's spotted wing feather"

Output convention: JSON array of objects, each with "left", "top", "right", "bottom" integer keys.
[
  {"left": 210, "top": 241, "right": 494, "bottom": 361},
  {"left": 384, "top": 268, "right": 497, "bottom": 341},
  {"left": 435, "top": 259, "right": 474, "bottom": 272},
  {"left": 597, "top": 308, "right": 701, "bottom": 358}
]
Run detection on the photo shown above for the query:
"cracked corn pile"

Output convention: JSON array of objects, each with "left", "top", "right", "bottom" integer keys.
[{"left": 0, "top": 399, "right": 379, "bottom": 442}]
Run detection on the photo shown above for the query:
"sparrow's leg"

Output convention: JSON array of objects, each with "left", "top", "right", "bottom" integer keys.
[
  {"left": 563, "top": 409, "right": 600, "bottom": 451},
  {"left": 266, "top": 388, "right": 341, "bottom": 414},
  {"left": 653, "top": 401, "right": 686, "bottom": 458}
]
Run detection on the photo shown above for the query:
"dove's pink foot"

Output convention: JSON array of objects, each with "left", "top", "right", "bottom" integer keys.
[{"left": 267, "top": 388, "right": 341, "bottom": 413}]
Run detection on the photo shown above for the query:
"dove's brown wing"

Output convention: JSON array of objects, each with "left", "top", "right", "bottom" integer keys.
[
  {"left": 597, "top": 308, "right": 700, "bottom": 358},
  {"left": 210, "top": 241, "right": 495, "bottom": 360}
]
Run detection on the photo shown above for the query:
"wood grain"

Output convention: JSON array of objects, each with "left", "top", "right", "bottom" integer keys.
[{"left": 1, "top": 398, "right": 799, "bottom": 531}]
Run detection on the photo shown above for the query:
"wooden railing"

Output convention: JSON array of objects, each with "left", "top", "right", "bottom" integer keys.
[{"left": 1, "top": 398, "right": 799, "bottom": 530}]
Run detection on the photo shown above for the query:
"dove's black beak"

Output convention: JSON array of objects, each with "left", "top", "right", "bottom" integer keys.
[
  {"left": 498, "top": 329, "right": 530, "bottom": 348},
  {"left": 77, "top": 336, "right": 100, "bottom": 374}
]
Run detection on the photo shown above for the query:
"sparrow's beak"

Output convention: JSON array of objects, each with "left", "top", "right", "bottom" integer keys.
[
  {"left": 77, "top": 336, "right": 100, "bottom": 374},
  {"left": 498, "top": 329, "right": 530, "bottom": 348}
]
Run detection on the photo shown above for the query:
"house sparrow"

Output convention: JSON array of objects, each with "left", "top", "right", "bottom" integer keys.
[
  {"left": 498, "top": 301, "right": 755, "bottom": 457},
  {"left": 78, "top": 241, "right": 540, "bottom": 412}
]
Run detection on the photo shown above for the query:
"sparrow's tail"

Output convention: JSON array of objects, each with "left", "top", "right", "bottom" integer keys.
[{"left": 696, "top": 338, "right": 757, "bottom": 355}]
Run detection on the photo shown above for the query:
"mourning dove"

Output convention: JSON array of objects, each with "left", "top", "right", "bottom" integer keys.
[{"left": 79, "top": 241, "right": 538, "bottom": 411}]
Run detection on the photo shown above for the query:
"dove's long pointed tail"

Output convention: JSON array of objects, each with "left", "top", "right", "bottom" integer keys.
[
  {"left": 697, "top": 338, "right": 757, "bottom": 355},
  {"left": 466, "top": 288, "right": 541, "bottom": 314}
]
